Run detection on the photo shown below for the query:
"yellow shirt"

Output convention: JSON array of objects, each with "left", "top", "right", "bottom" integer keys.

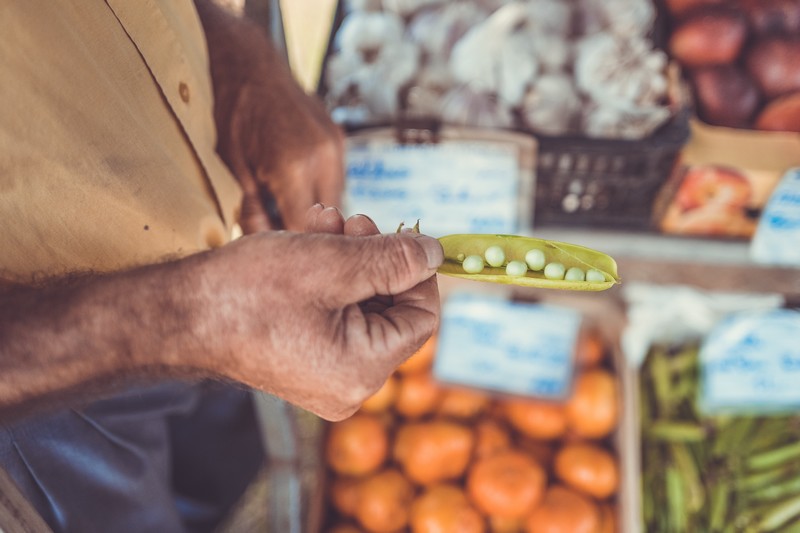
[{"left": 0, "top": 1, "right": 243, "bottom": 283}]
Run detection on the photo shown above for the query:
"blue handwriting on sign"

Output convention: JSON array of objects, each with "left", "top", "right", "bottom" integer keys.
[
  {"left": 709, "top": 354, "right": 764, "bottom": 373},
  {"left": 455, "top": 317, "right": 499, "bottom": 346},
  {"left": 530, "top": 379, "right": 563, "bottom": 396},
  {"left": 433, "top": 187, "right": 471, "bottom": 204},
  {"left": 782, "top": 354, "right": 800, "bottom": 372},
  {"left": 768, "top": 215, "right": 800, "bottom": 229},
  {"left": 347, "top": 160, "right": 409, "bottom": 181},
  {"left": 349, "top": 185, "right": 407, "bottom": 200},
  {"left": 778, "top": 192, "right": 800, "bottom": 205}
]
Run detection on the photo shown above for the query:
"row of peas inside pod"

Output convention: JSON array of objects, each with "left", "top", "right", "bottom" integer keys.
[{"left": 323, "top": 327, "right": 621, "bottom": 533}]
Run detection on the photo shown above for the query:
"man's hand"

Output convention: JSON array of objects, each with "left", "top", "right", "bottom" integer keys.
[
  {"left": 195, "top": 1, "right": 344, "bottom": 233},
  {"left": 189, "top": 205, "right": 442, "bottom": 420},
  {"left": 0, "top": 207, "right": 442, "bottom": 422}
]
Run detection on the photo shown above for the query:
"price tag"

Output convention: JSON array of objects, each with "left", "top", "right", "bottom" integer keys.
[
  {"left": 751, "top": 168, "right": 800, "bottom": 267},
  {"left": 700, "top": 309, "right": 800, "bottom": 414},
  {"left": 433, "top": 292, "right": 582, "bottom": 400},
  {"left": 344, "top": 138, "right": 525, "bottom": 236}
]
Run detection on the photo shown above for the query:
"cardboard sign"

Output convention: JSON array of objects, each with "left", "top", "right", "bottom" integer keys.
[
  {"left": 751, "top": 168, "right": 800, "bottom": 267},
  {"left": 700, "top": 309, "right": 800, "bottom": 414},
  {"left": 433, "top": 292, "right": 582, "bottom": 400},
  {"left": 343, "top": 134, "right": 530, "bottom": 237}
]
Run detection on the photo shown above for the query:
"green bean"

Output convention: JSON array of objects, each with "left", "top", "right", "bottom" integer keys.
[
  {"left": 647, "top": 421, "right": 707, "bottom": 442},
  {"left": 747, "top": 441, "right": 800, "bottom": 471},
  {"left": 667, "top": 467, "right": 687, "bottom": 532},
  {"left": 755, "top": 493, "right": 800, "bottom": 531},
  {"left": 671, "top": 443, "right": 705, "bottom": 513},
  {"left": 650, "top": 349, "right": 674, "bottom": 418},
  {"left": 709, "top": 481, "right": 730, "bottom": 532},
  {"left": 739, "top": 463, "right": 799, "bottom": 492},
  {"left": 713, "top": 417, "right": 757, "bottom": 458},
  {"left": 746, "top": 418, "right": 796, "bottom": 455},
  {"left": 669, "top": 347, "right": 699, "bottom": 376},
  {"left": 436, "top": 234, "right": 620, "bottom": 291},
  {"left": 750, "top": 476, "right": 800, "bottom": 503}
]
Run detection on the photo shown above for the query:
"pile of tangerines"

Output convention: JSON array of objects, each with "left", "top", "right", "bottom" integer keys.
[{"left": 324, "top": 328, "right": 620, "bottom": 533}]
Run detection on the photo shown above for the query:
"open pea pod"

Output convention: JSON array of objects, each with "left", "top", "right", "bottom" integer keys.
[{"left": 437, "top": 234, "right": 620, "bottom": 291}]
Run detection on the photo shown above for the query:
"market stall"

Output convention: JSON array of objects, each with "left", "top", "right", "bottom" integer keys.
[{"left": 244, "top": 0, "right": 800, "bottom": 531}]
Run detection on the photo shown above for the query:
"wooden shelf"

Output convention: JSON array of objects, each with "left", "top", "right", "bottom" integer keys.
[{"left": 530, "top": 227, "right": 800, "bottom": 298}]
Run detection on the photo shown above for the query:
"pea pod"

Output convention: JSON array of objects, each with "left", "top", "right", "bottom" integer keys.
[{"left": 436, "top": 234, "right": 620, "bottom": 291}]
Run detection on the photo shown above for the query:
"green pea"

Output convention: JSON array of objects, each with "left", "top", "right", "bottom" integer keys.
[
  {"left": 505, "top": 260, "right": 527, "bottom": 277},
  {"left": 524, "top": 249, "right": 546, "bottom": 271},
  {"left": 435, "top": 233, "right": 621, "bottom": 291},
  {"left": 544, "top": 262, "right": 566, "bottom": 280},
  {"left": 484, "top": 245, "right": 505, "bottom": 267},
  {"left": 565, "top": 267, "right": 585, "bottom": 281},
  {"left": 462, "top": 255, "right": 484, "bottom": 274},
  {"left": 586, "top": 269, "right": 606, "bottom": 283}
]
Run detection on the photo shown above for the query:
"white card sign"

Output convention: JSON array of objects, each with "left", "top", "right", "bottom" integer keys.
[
  {"left": 344, "top": 140, "right": 524, "bottom": 237},
  {"left": 433, "top": 292, "right": 582, "bottom": 399},
  {"left": 751, "top": 168, "right": 800, "bottom": 267},
  {"left": 700, "top": 309, "right": 800, "bottom": 414}
]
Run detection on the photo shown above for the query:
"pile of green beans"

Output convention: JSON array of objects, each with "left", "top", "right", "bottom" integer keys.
[{"left": 640, "top": 345, "right": 800, "bottom": 532}]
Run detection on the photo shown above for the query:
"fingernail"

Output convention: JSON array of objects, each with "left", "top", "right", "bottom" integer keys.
[
  {"left": 410, "top": 234, "right": 443, "bottom": 269},
  {"left": 312, "top": 203, "right": 325, "bottom": 210},
  {"left": 352, "top": 213, "right": 375, "bottom": 225},
  {"left": 322, "top": 205, "right": 342, "bottom": 217}
]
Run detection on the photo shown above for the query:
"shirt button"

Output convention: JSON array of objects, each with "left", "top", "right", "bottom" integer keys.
[{"left": 179, "top": 82, "right": 190, "bottom": 103}]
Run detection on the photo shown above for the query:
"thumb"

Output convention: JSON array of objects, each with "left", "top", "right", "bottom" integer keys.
[{"left": 336, "top": 233, "right": 443, "bottom": 303}]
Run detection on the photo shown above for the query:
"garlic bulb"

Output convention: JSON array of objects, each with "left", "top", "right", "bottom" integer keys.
[
  {"left": 499, "top": 33, "right": 539, "bottom": 106},
  {"left": 529, "top": 33, "right": 572, "bottom": 73},
  {"left": 330, "top": 104, "right": 372, "bottom": 125},
  {"left": 582, "top": 101, "right": 670, "bottom": 140},
  {"left": 359, "top": 41, "right": 421, "bottom": 117},
  {"left": 328, "top": 13, "right": 420, "bottom": 121},
  {"left": 577, "top": 0, "right": 655, "bottom": 38},
  {"left": 450, "top": 2, "right": 539, "bottom": 103},
  {"left": 382, "top": 0, "right": 445, "bottom": 17},
  {"left": 441, "top": 86, "right": 514, "bottom": 129},
  {"left": 405, "top": 59, "right": 453, "bottom": 117},
  {"left": 574, "top": 33, "right": 668, "bottom": 108},
  {"left": 449, "top": 2, "right": 529, "bottom": 91},
  {"left": 406, "top": 3, "right": 488, "bottom": 62},
  {"left": 335, "top": 11, "right": 404, "bottom": 55},
  {"left": 520, "top": 0, "right": 573, "bottom": 38},
  {"left": 522, "top": 73, "right": 582, "bottom": 136}
]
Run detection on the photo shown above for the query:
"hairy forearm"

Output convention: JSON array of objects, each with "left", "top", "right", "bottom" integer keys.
[{"left": 0, "top": 262, "right": 208, "bottom": 422}]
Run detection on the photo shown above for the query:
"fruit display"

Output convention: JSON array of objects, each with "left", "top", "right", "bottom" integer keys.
[
  {"left": 639, "top": 343, "right": 800, "bottom": 531},
  {"left": 659, "top": 164, "right": 761, "bottom": 238},
  {"left": 665, "top": 0, "right": 800, "bottom": 132},
  {"left": 323, "top": 328, "right": 621, "bottom": 532},
  {"left": 324, "top": 0, "right": 673, "bottom": 140}
]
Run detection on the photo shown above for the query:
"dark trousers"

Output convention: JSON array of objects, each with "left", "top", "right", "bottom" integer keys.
[{"left": 0, "top": 381, "right": 265, "bottom": 533}]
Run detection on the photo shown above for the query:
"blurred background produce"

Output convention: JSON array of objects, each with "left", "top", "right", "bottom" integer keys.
[
  {"left": 323, "top": 0, "right": 674, "bottom": 140},
  {"left": 640, "top": 343, "right": 800, "bottom": 532},
  {"left": 665, "top": 0, "right": 800, "bottom": 133},
  {"left": 323, "top": 327, "right": 621, "bottom": 533}
]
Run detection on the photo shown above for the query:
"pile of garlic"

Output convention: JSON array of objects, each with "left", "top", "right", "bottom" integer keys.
[{"left": 326, "top": 0, "right": 673, "bottom": 140}]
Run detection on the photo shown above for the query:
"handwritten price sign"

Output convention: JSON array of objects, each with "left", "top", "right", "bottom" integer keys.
[
  {"left": 344, "top": 141, "right": 522, "bottom": 237},
  {"left": 433, "top": 292, "right": 582, "bottom": 400},
  {"left": 700, "top": 309, "right": 800, "bottom": 414}
]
